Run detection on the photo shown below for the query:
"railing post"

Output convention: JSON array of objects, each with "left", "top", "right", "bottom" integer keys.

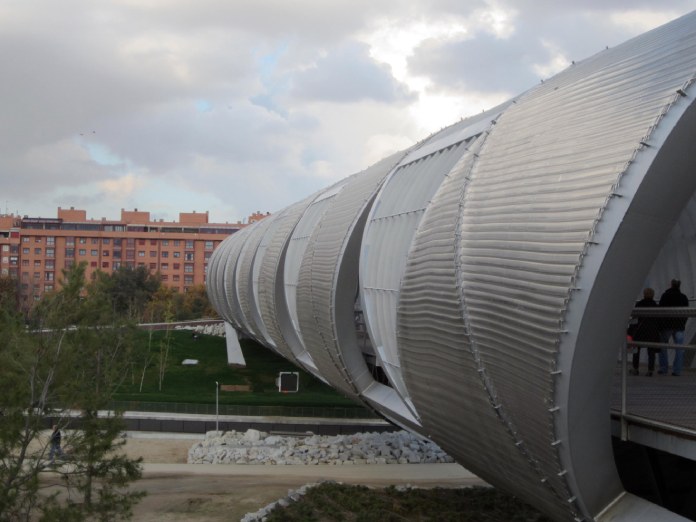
[{"left": 621, "top": 339, "right": 628, "bottom": 441}]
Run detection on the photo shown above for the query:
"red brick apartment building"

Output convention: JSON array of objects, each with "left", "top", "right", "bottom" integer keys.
[{"left": 0, "top": 207, "right": 267, "bottom": 308}]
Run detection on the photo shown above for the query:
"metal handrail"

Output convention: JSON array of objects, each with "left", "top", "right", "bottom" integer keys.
[
  {"left": 619, "top": 307, "right": 695, "bottom": 441},
  {"left": 626, "top": 340, "right": 696, "bottom": 351}
]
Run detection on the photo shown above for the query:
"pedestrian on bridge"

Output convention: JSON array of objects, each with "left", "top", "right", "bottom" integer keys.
[
  {"left": 658, "top": 279, "right": 689, "bottom": 376},
  {"left": 632, "top": 288, "right": 660, "bottom": 376}
]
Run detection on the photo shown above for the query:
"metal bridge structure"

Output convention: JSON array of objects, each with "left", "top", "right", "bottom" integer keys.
[{"left": 207, "top": 12, "right": 696, "bottom": 521}]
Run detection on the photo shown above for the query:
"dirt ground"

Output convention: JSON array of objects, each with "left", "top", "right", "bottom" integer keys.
[{"left": 120, "top": 434, "right": 485, "bottom": 521}]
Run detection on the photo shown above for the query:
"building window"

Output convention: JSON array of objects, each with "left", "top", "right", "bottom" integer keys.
[
  {"left": 34, "top": 260, "right": 41, "bottom": 268},
  {"left": 184, "top": 252, "right": 194, "bottom": 261},
  {"left": 34, "top": 248, "right": 42, "bottom": 255},
  {"left": 185, "top": 240, "right": 194, "bottom": 249},
  {"left": 173, "top": 240, "right": 180, "bottom": 247},
  {"left": 33, "top": 272, "right": 40, "bottom": 281},
  {"left": 65, "top": 248, "right": 74, "bottom": 258},
  {"left": 103, "top": 238, "right": 110, "bottom": 245},
  {"left": 45, "top": 260, "right": 54, "bottom": 269},
  {"left": 66, "top": 237, "right": 75, "bottom": 246},
  {"left": 90, "top": 261, "right": 97, "bottom": 267},
  {"left": 103, "top": 250, "right": 110, "bottom": 257},
  {"left": 173, "top": 263, "right": 180, "bottom": 270},
  {"left": 79, "top": 238, "right": 87, "bottom": 244},
  {"left": 102, "top": 261, "right": 109, "bottom": 268},
  {"left": 22, "top": 248, "right": 29, "bottom": 254},
  {"left": 184, "top": 264, "right": 193, "bottom": 273},
  {"left": 46, "top": 247, "right": 55, "bottom": 258},
  {"left": 113, "top": 238, "right": 122, "bottom": 246},
  {"left": 126, "top": 251, "right": 134, "bottom": 260},
  {"left": 65, "top": 259, "right": 74, "bottom": 268},
  {"left": 79, "top": 249, "right": 86, "bottom": 256},
  {"left": 1, "top": 245, "right": 7, "bottom": 252},
  {"left": 173, "top": 252, "right": 180, "bottom": 258},
  {"left": 184, "top": 275, "right": 193, "bottom": 284},
  {"left": 22, "top": 237, "right": 30, "bottom": 243},
  {"left": 46, "top": 237, "right": 55, "bottom": 246},
  {"left": 204, "top": 241, "right": 214, "bottom": 250},
  {"left": 150, "top": 251, "right": 156, "bottom": 257},
  {"left": 91, "top": 249, "right": 98, "bottom": 256},
  {"left": 22, "top": 272, "right": 29, "bottom": 282},
  {"left": 44, "top": 284, "right": 53, "bottom": 292},
  {"left": 163, "top": 240, "right": 169, "bottom": 246},
  {"left": 161, "top": 263, "right": 168, "bottom": 270},
  {"left": 138, "top": 251, "right": 145, "bottom": 257},
  {"left": 45, "top": 272, "right": 54, "bottom": 281},
  {"left": 113, "top": 250, "right": 121, "bottom": 259},
  {"left": 138, "top": 239, "right": 146, "bottom": 246},
  {"left": 149, "top": 263, "right": 157, "bottom": 270},
  {"left": 204, "top": 251, "right": 212, "bottom": 260},
  {"left": 113, "top": 261, "right": 121, "bottom": 270},
  {"left": 150, "top": 239, "right": 157, "bottom": 246},
  {"left": 92, "top": 238, "right": 98, "bottom": 244},
  {"left": 161, "top": 274, "right": 168, "bottom": 281},
  {"left": 138, "top": 262, "right": 145, "bottom": 268},
  {"left": 173, "top": 275, "right": 180, "bottom": 282},
  {"left": 161, "top": 251, "right": 169, "bottom": 258},
  {"left": 126, "top": 238, "right": 135, "bottom": 247},
  {"left": 34, "top": 237, "right": 42, "bottom": 243},
  {"left": 9, "top": 256, "right": 18, "bottom": 266},
  {"left": 21, "top": 259, "right": 29, "bottom": 267}
]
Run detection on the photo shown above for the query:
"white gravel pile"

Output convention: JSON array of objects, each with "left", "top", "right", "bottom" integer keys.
[
  {"left": 188, "top": 429, "right": 454, "bottom": 466},
  {"left": 175, "top": 323, "right": 226, "bottom": 336}
]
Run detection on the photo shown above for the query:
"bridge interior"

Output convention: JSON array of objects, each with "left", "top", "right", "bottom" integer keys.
[{"left": 611, "top": 350, "right": 696, "bottom": 519}]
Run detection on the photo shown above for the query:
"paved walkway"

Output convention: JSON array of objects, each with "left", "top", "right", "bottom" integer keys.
[{"left": 141, "top": 462, "right": 483, "bottom": 485}]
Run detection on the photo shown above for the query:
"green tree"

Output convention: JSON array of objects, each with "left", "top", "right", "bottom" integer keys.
[
  {"left": 0, "top": 275, "right": 18, "bottom": 315},
  {"left": 0, "top": 263, "right": 144, "bottom": 521},
  {"left": 91, "top": 265, "right": 160, "bottom": 320}
]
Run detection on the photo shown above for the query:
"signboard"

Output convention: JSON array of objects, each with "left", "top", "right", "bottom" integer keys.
[{"left": 277, "top": 372, "right": 299, "bottom": 393}]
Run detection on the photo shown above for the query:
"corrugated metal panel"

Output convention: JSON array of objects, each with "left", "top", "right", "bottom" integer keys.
[
  {"left": 360, "top": 137, "right": 477, "bottom": 411},
  {"left": 222, "top": 226, "right": 252, "bottom": 331},
  {"left": 283, "top": 177, "right": 352, "bottom": 356},
  {"left": 296, "top": 152, "right": 407, "bottom": 400},
  {"left": 235, "top": 217, "right": 274, "bottom": 342},
  {"left": 396, "top": 142, "right": 571, "bottom": 518},
  {"left": 257, "top": 195, "right": 316, "bottom": 364}
]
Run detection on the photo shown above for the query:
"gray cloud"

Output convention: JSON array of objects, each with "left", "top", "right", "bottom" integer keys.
[
  {"left": 289, "top": 42, "right": 416, "bottom": 104},
  {"left": 409, "top": 32, "right": 546, "bottom": 94}
]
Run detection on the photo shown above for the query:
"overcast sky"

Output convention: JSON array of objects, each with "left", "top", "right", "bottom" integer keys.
[{"left": 2, "top": 1, "right": 696, "bottom": 224}]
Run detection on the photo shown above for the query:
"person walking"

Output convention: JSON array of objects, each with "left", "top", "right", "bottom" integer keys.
[
  {"left": 658, "top": 279, "right": 689, "bottom": 376},
  {"left": 49, "top": 425, "right": 63, "bottom": 465},
  {"left": 632, "top": 288, "right": 660, "bottom": 376}
]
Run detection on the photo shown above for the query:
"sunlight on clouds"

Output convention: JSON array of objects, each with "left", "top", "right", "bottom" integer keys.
[
  {"left": 307, "top": 159, "right": 338, "bottom": 180},
  {"left": 362, "top": 20, "right": 468, "bottom": 84},
  {"left": 119, "top": 34, "right": 193, "bottom": 83},
  {"left": 361, "top": 5, "right": 519, "bottom": 134},
  {"left": 409, "top": 90, "right": 509, "bottom": 133},
  {"left": 472, "top": 2, "right": 518, "bottom": 38},
  {"left": 99, "top": 173, "right": 145, "bottom": 197},
  {"left": 609, "top": 10, "right": 682, "bottom": 33},
  {"left": 532, "top": 40, "right": 570, "bottom": 79},
  {"left": 363, "top": 133, "right": 415, "bottom": 166}
]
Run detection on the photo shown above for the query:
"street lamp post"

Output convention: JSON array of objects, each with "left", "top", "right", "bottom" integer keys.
[{"left": 215, "top": 381, "right": 219, "bottom": 433}]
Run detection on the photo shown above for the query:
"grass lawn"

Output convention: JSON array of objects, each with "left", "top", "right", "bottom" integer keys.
[
  {"left": 114, "top": 330, "right": 365, "bottom": 410},
  {"left": 265, "top": 483, "right": 552, "bottom": 522}
]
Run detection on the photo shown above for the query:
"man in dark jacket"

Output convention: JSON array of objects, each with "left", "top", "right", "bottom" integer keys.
[
  {"left": 632, "top": 288, "right": 660, "bottom": 376},
  {"left": 658, "top": 279, "right": 690, "bottom": 376}
]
